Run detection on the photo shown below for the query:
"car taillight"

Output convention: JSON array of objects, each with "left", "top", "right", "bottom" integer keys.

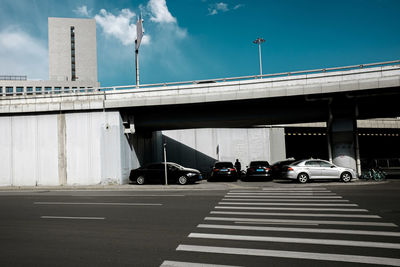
[
  {"left": 229, "top": 168, "right": 235, "bottom": 171},
  {"left": 287, "top": 167, "right": 294, "bottom": 171},
  {"left": 213, "top": 168, "right": 219, "bottom": 172},
  {"left": 248, "top": 168, "right": 254, "bottom": 171},
  {"left": 266, "top": 167, "right": 271, "bottom": 171}
]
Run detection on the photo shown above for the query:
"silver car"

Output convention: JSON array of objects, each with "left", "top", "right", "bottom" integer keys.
[{"left": 282, "top": 159, "right": 356, "bottom": 183}]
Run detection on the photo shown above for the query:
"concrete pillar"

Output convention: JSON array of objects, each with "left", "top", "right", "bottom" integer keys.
[{"left": 329, "top": 118, "right": 357, "bottom": 171}]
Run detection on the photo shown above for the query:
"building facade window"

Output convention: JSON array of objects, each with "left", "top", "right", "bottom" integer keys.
[
  {"left": 16, "top": 87, "right": 23, "bottom": 95},
  {"left": 35, "top": 87, "right": 42, "bottom": 94},
  {"left": 6, "top": 87, "right": 13, "bottom": 94},
  {"left": 55, "top": 87, "right": 61, "bottom": 94},
  {"left": 27, "top": 87, "right": 33, "bottom": 95},
  {"left": 45, "top": 87, "right": 52, "bottom": 93},
  {"left": 70, "top": 26, "right": 76, "bottom": 81}
]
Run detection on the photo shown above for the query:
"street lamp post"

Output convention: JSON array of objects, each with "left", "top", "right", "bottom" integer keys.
[{"left": 253, "top": 37, "right": 265, "bottom": 77}]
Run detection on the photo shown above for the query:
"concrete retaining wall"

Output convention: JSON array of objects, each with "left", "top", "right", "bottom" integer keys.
[
  {"left": 0, "top": 111, "right": 138, "bottom": 186},
  {"left": 162, "top": 127, "right": 286, "bottom": 173}
]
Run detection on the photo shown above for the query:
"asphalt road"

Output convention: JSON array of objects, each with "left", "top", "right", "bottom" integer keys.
[{"left": 0, "top": 180, "right": 399, "bottom": 267}]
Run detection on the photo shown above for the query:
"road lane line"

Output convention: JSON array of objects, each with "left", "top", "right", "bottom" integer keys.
[
  {"left": 219, "top": 202, "right": 357, "bottom": 206},
  {"left": 160, "top": 260, "right": 242, "bottom": 267},
  {"left": 189, "top": 233, "right": 400, "bottom": 249},
  {"left": 176, "top": 245, "right": 400, "bottom": 266},
  {"left": 222, "top": 198, "right": 349, "bottom": 202},
  {"left": 34, "top": 202, "right": 162, "bottom": 206},
  {"left": 204, "top": 217, "right": 397, "bottom": 227},
  {"left": 41, "top": 216, "right": 105, "bottom": 220},
  {"left": 197, "top": 224, "right": 400, "bottom": 237},
  {"left": 215, "top": 206, "right": 367, "bottom": 212},
  {"left": 210, "top": 211, "right": 381, "bottom": 218}
]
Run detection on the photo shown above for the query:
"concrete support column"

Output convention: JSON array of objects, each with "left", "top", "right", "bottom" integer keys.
[{"left": 327, "top": 98, "right": 359, "bottom": 175}]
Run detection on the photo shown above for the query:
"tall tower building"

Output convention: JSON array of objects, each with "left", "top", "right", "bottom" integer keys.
[{"left": 48, "top": 17, "right": 98, "bottom": 83}]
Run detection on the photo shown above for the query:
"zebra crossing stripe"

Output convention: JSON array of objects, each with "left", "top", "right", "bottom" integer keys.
[
  {"left": 222, "top": 198, "right": 349, "bottom": 202},
  {"left": 224, "top": 195, "right": 343, "bottom": 199},
  {"left": 227, "top": 193, "right": 337, "bottom": 196},
  {"left": 188, "top": 233, "right": 400, "bottom": 249},
  {"left": 204, "top": 217, "right": 398, "bottom": 227},
  {"left": 218, "top": 202, "right": 357, "bottom": 206},
  {"left": 176, "top": 245, "right": 400, "bottom": 266},
  {"left": 160, "top": 260, "right": 242, "bottom": 267},
  {"left": 210, "top": 211, "right": 381, "bottom": 218},
  {"left": 197, "top": 224, "right": 400, "bottom": 237},
  {"left": 215, "top": 206, "right": 368, "bottom": 212}
]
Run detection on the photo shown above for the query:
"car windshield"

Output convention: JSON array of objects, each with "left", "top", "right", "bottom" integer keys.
[
  {"left": 250, "top": 161, "right": 269, "bottom": 167},
  {"left": 168, "top": 163, "right": 184, "bottom": 169},
  {"left": 215, "top": 162, "right": 233, "bottom": 168},
  {"left": 291, "top": 160, "right": 304, "bottom": 166}
]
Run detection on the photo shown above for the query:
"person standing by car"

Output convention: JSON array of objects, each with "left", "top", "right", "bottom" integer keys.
[{"left": 234, "top": 159, "right": 241, "bottom": 177}]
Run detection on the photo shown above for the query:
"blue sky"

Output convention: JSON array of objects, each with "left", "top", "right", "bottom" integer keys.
[{"left": 0, "top": 0, "right": 399, "bottom": 87}]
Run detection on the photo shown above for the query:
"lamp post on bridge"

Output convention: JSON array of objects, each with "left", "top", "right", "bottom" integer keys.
[
  {"left": 253, "top": 37, "right": 265, "bottom": 78},
  {"left": 135, "top": 14, "right": 144, "bottom": 88}
]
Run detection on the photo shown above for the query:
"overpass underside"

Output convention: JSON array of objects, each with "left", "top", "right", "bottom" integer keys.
[{"left": 1, "top": 62, "right": 400, "bottom": 185}]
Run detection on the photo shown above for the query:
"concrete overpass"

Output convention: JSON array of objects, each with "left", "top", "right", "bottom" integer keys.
[{"left": 1, "top": 60, "right": 399, "bottom": 185}]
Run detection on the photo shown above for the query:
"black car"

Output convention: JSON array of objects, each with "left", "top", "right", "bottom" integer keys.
[
  {"left": 243, "top": 161, "right": 271, "bottom": 181},
  {"left": 209, "top": 161, "right": 238, "bottom": 181},
  {"left": 129, "top": 162, "right": 202, "bottom": 185},
  {"left": 270, "top": 158, "right": 296, "bottom": 179}
]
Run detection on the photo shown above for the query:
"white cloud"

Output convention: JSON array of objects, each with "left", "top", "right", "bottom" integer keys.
[
  {"left": 233, "top": 4, "right": 244, "bottom": 10},
  {"left": 73, "top": 5, "right": 91, "bottom": 17},
  {"left": 0, "top": 27, "right": 48, "bottom": 79},
  {"left": 95, "top": 8, "right": 150, "bottom": 46},
  {"left": 147, "top": 0, "right": 176, "bottom": 23},
  {"left": 208, "top": 2, "right": 243, "bottom": 15}
]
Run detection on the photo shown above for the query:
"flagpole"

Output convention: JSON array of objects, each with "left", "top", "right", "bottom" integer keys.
[
  {"left": 135, "top": 41, "right": 139, "bottom": 88},
  {"left": 135, "top": 14, "right": 143, "bottom": 88}
]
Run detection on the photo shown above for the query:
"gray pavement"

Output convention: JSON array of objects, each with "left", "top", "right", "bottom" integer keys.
[{"left": 0, "top": 179, "right": 399, "bottom": 266}]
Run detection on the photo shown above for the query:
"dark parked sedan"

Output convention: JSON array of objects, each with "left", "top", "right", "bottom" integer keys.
[
  {"left": 209, "top": 161, "right": 238, "bottom": 181},
  {"left": 270, "top": 158, "right": 297, "bottom": 179},
  {"left": 243, "top": 161, "right": 271, "bottom": 181},
  {"left": 129, "top": 162, "right": 202, "bottom": 185}
]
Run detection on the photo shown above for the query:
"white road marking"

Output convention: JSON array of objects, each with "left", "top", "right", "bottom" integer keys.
[
  {"left": 160, "top": 260, "right": 242, "bottom": 267},
  {"left": 219, "top": 202, "right": 357, "bottom": 206},
  {"left": 189, "top": 233, "right": 400, "bottom": 249},
  {"left": 215, "top": 206, "right": 367, "bottom": 212},
  {"left": 176, "top": 245, "right": 400, "bottom": 266},
  {"left": 227, "top": 193, "right": 337, "bottom": 196},
  {"left": 215, "top": 206, "right": 368, "bottom": 212},
  {"left": 225, "top": 194, "right": 342, "bottom": 199},
  {"left": 204, "top": 217, "right": 397, "bottom": 227},
  {"left": 34, "top": 202, "right": 162, "bottom": 206},
  {"left": 197, "top": 224, "right": 400, "bottom": 237},
  {"left": 235, "top": 221, "right": 320, "bottom": 226},
  {"left": 41, "top": 216, "right": 105, "bottom": 220},
  {"left": 222, "top": 198, "right": 349, "bottom": 202},
  {"left": 229, "top": 190, "right": 332, "bottom": 193},
  {"left": 262, "top": 188, "right": 329, "bottom": 190},
  {"left": 210, "top": 211, "right": 380, "bottom": 218}
]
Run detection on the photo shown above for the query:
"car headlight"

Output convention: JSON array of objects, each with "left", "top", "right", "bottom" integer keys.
[{"left": 186, "top": 173, "right": 197, "bottom": 177}]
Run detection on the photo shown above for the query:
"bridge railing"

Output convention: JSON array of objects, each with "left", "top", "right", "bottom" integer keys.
[
  {"left": 97, "top": 59, "right": 400, "bottom": 92},
  {"left": 0, "top": 60, "right": 399, "bottom": 97}
]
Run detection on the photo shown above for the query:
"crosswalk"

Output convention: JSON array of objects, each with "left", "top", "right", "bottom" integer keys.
[{"left": 161, "top": 187, "right": 400, "bottom": 267}]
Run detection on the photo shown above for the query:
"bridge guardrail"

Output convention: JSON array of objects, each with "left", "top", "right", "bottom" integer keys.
[{"left": 0, "top": 60, "right": 399, "bottom": 98}]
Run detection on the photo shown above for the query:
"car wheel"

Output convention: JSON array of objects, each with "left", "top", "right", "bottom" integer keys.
[
  {"left": 136, "top": 176, "right": 145, "bottom": 185},
  {"left": 297, "top": 173, "right": 309, "bottom": 184},
  {"left": 340, "top": 172, "right": 352, "bottom": 183},
  {"left": 178, "top": 175, "right": 188, "bottom": 185}
]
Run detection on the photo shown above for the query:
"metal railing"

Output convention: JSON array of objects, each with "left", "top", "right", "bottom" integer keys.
[
  {"left": 97, "top": 59, "right": 400, "bottom": 92},
  {"left": 0, "top": 75, "right": 27, "bottom": 81},
  {"left": 0, "top": 60, "right": 399, "bottom": 98}
]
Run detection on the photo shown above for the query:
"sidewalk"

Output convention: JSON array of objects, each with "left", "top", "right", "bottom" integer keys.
[{"left": 0, "top": 178, "right": 391, "bottom": 191}]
